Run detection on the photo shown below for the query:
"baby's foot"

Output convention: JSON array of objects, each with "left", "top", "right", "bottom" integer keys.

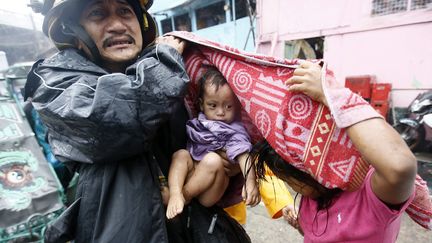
[{"left": 166, "top": 192, "right": 185, "bottom": 219}]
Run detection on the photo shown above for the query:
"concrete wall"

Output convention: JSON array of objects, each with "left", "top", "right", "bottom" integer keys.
[{"left": 256, "top": 0, "right": 432, "bottom": 107}]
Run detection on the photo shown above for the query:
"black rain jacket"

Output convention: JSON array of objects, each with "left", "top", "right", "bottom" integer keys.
[{"left": 26, "top": 45, "right": 189, "bottom": 243}]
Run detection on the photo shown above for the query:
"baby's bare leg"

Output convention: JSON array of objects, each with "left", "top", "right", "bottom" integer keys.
[
  {"left": 167, "top": 149, "right": 194, "bottom": 219},
  {"left": 183, "top": 152, "right": 229, "bottom": 207}
]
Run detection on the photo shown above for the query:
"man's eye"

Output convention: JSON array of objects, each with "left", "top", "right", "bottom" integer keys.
[
  {"left": 88, "top": 9, "right": 105, "bottom": 18},
  {"left": 119, "top": 7, "right": 134, "bottom": 16}
]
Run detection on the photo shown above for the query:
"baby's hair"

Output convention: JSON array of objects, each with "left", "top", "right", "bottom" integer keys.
[{"left": 197, "top": 66, "right": 228, "bottom": 101}]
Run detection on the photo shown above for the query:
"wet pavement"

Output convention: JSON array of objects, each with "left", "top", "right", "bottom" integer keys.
[{"left": 246, "top": 203, "right": 432, "bottom": 243}]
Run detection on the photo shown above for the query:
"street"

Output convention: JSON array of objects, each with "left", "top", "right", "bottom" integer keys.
[{"left": 246, "top": 203, "right": 432, "bottom": 243}]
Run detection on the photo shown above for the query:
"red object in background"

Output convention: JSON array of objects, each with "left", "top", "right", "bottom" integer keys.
[
  {"left": 371, "top": 100, "right": 389, "bottom": 120},
  {"left": 345, "top": 75, "right": 376, "bottom": 99},
  {"left": 371, "top": 83, "right": 392, "bottom": 102}
]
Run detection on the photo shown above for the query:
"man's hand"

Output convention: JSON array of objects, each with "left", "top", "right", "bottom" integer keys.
[
  {"left": 156, "top": 36, "right": 186, "bottom": 54},
  {"left": 216, "top": 150, "right": 241, "bottom": 177}
]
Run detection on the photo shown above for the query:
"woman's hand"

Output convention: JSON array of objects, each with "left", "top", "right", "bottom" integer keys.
[
  {"left": 282, "top": 205, "right": 303, "bottom": 235},
  {"left": 285, "top": 60, "right": 328, "bottom": 107},
  {"left": 156, "top": 36, "right": 186, "bottom": 54}
]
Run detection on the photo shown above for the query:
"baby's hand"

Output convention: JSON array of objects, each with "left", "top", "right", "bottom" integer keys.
[
  {"left": 285, "top": 60, "right": 328, "bottom": 107},
  {"left": 242, "top": 178, "right": 260, "bottom": 207}
]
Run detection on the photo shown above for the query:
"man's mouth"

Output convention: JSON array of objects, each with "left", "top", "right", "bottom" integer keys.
[
  {"left": 107, "top": 40, "right": 133, "bottom": 47},
  {"left": 104, "top": 36, "right": 135, "bottom": 48}
]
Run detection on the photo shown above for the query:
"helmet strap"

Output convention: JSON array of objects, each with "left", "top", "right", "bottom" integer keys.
[{"left": 61, "top": 20, "right": 102, "bottom": 64}]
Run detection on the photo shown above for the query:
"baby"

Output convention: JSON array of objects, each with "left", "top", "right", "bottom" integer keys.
[{"left": 166, "top": 67, "right": 260, "bottom": 219}]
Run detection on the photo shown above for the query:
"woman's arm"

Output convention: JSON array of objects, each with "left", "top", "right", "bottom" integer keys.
[
  {"left": 286, "top": 60, "right": 417, "bottom": 205},
  {"left": 345, "top": 118, "right": 416, "bottom": 205}
]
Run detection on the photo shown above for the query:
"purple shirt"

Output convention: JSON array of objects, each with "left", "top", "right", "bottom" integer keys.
[
  {"left": 299, "top": 168, "right": 415, "bottom": 243},
  {"left": 186, "top": 113, "right": 252, "bottom": 163},
  {"left": 186, "top": 113, "right": 252, "bottom": 208}
]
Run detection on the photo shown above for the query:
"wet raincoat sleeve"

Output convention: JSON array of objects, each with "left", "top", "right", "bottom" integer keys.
[{"left": 29, "top": 45, "right": 189, "bottom": 163}]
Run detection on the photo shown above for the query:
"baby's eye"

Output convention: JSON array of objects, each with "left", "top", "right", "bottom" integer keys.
[
  {"left": 207, "top": 103, "right": 216, "bottom": 108},
  {"left": 226, "top": 105, "right": 233, "bottom": 109}
]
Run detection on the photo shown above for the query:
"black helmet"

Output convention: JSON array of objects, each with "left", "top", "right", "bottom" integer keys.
[{"left": 29, "top": 0, "right": 156, "bottom": 60}]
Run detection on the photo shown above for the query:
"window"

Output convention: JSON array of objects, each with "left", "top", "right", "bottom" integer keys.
[
  {"left": 174, "top": 14, "right": 192, "bottom": 31},
  {"left": 232, "top": 0, "right": 256, "bottom": 20},
  {"left": 196, "top": 1, "right": 226, "bottom": 30},
  {"left": 371, "top": 0, "right": 432, "bottom": 16},
  {"left": 411, "top": 0, "right": 432, "bottom": 10},
  {"left": 161, "top": 18, "right": 173, "bottom": 34},
  {"left": 284, "top": 37, "right": 324, "bottom": 60}
]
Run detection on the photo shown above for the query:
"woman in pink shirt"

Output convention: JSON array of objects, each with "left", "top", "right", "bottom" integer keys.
[{"left": 252, "top": 60, "right": 417, "bottom": 242}]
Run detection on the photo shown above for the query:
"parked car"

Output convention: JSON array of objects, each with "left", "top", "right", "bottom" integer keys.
[
  {"left": 0, "top": 61, "right": 34, "bottom": 103},
  {"left": 1, "top": 61, "right": 34, "bottom": 78}
]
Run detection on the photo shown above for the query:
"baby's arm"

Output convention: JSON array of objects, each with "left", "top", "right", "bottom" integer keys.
[{"left": 237, "top": 153, "right": 260, "bottom": 206}]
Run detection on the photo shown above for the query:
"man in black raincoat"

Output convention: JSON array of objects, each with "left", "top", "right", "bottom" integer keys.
[{"left": 25, "top": 0, "right": 189, "bottom": 242}]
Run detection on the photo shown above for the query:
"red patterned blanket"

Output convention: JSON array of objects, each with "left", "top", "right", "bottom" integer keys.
[{"left": 168, "top": 31, "right": 432, "bottom": 230}]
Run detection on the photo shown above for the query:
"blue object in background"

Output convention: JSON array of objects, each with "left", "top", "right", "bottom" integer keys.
[{"left": 30, "top": 108, "right": 73, "bottom": 189}]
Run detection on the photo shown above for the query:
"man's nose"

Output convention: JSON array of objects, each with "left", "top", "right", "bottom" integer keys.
[{"left": 106, "top": 16, "right": 127, "bottom": 33}]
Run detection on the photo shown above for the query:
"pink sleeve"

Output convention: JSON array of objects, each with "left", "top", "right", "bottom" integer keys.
[{"left": 363, "top": 168, "right": 415, "bottom": 223}]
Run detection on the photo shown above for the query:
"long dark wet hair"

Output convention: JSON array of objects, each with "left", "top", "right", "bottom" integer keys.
[{"left": 251, "top": 141, "right": 342, "bottom": 211}]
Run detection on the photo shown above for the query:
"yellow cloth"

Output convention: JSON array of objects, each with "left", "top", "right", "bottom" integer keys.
[
  {"left": 260, "top": 175, "right": 293, "bottom": 219},
  {"left": 224, "top": 173, "right": 293, "bottom": 224},
  {"left": 224, "top": 201, "right": 247, "bottom": 225}
]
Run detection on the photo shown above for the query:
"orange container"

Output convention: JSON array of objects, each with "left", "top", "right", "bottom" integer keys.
[
  {"left": 345, "top": 75, "right": 376, "bottom": 99},
  {"left": 371, "top": 83, "right": 392, "bottom": 102},
  {"left": 371, "top": 100, "right": 389, "bottom": 120}
]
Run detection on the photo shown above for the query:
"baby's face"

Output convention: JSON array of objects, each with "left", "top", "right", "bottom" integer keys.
[{"left": 200, "top": 83, "right": 238, "bottom": 124}]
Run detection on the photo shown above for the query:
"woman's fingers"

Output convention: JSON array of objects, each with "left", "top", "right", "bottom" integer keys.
[
  {"left": 285, "top": 60, "right": 328, "bottom": 106},
  {"left": 292, "top": 67, "right": 308, "bottom": 76},
  {"left": 298, "top": 59, "right": 313, "bottom": 68},
  {"left": 287, "top": 83, "right": 307, "bottom": 93}
]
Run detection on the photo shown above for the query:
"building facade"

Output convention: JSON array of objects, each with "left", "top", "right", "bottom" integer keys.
[
  {"left": 151, "top": 0, "right": 256, "bottom": 52},
  {"left": 256, "top": 0, "right": 432, "bottom": 108}
]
